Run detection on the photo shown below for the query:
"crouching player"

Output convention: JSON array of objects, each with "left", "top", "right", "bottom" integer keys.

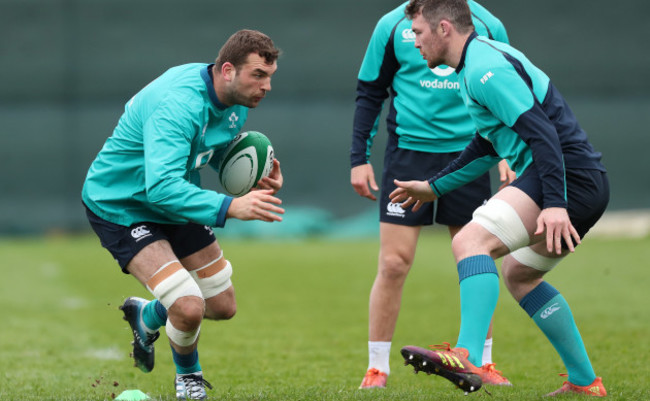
[
  {"left": 82, "top": 30, "right": 284, "bottom": 400},
  {"left": 392, "top": 0, "right": 609, "bottom": 396}
]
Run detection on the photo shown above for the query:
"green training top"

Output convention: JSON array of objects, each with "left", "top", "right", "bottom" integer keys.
[
  {"left": 429, "top": 33, "right": 605, "bottom": 209},
  {"left": 350, "top": 0, "right": 508, "bottom": 166},
  {"left": 82, "top": 63, "right": 247, "bottom": 227}
]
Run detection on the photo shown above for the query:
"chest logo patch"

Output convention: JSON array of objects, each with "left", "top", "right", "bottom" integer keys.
[{"left": 229, "top": 112, "right": 239, "bottom": 128}]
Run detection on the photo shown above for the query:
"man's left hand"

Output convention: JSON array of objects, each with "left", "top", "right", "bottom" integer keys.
[
  {"left": 256, "top": 158, "right": 283, "bottom": 194},
  {"left": 535, "top": 207, "right": 581, "bottom": 254}
]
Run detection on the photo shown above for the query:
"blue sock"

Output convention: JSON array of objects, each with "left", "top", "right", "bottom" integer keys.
[
  {"left": 171, "top": 347, "right": 202, "bottom": 375},
  {"left": 520, "top": 282, "right": 596, "bottom": 386},
  {"left": 454, "top": 255, "right": 499, "bottom": 367},
  {"left": 142, "top": 300, "right": 167, "bottom": 331}
]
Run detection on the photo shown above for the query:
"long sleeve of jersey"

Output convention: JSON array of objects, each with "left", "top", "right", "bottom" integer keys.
[
  {"left": 464, "top": 47, "right": 567, "bottom": 208},
  {"left": 457, "top": 34, "right": 604, "bottom": 209},
  {"left": 428, "top": 133, "right": 500, "bottom": 197},
  {"left": 350, "top": 15, "right": 400, "bottom": 168},
  {"left": 143, "top": 97, "right": 232, "bottom": 227}
]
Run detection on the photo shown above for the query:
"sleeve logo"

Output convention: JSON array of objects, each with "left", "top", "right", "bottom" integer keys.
[
  {"left": 402, "top": 28, "right": 416, "bottom": 42},
  {"left": 480, "top": 71, "right": 494, "bottom": 84}
]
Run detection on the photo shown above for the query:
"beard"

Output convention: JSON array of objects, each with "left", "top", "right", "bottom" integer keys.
[
  {"left": 228, "top": 90, "right": 264, "bottom": 109},
  {"left": 424, "top": 49, "right": 446, "bottom": 69}
]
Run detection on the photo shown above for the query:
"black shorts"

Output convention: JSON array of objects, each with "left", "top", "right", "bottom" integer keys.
[
  {"left": 380, "top": 143, "right": 491, "bottom": 227},
  {"left": 84, "top": 204, "right": 216, "bottom": 273},
  {"left": 510, "top": 167, "right": 610, "bottom": 239}
]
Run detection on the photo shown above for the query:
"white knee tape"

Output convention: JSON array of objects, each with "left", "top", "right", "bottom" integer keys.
[
  {"left": 146, "top": 261, "right": 203, "bottom": 310},
  {"left": 471, "top": 198, "right": 529, "bottom": 251},
  {"left": 510, "top": 247, "right": 563, "bottom": 272},
  {"left": 165, "top": 318, "right": 200, "bottom": 347},
  {"left": 189, "top": 254, "right": 233, "bottom": 299}
]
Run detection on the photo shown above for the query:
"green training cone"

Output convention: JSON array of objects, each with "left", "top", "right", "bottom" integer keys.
[{"left": 115, "top": 389, "right": 150, "bottom": 401}]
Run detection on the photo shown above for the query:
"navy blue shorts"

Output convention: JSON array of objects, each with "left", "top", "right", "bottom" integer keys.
[
  {"left": 510, "top": 167, "right": 609, "bottom": 240},
  {"left": 380, "top": 144, "right": 491, "bottom": 227},
  {"left": 84, "top": 204, "right": 216, "bottom": 273}
]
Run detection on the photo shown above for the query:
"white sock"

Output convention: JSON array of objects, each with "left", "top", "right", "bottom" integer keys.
[
  {"left": 368, "top": 341, "right": 391, "bottom": 375},
  {"left": 482, "top": 338, "right": 493, "bottom": 366}
]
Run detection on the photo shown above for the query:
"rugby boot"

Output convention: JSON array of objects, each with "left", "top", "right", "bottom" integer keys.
[
  {"left": 359, "top": 368, "right": 387, "bottom": 389},
  {"left": 480, "top": 363, "right": 512, "bottom": 386},
  {"left": 175, "top": 372, "right": 213, "bottom": 400},
  {"left": 401, "top": 343, "right": 482, "bottom": 393},
  {"left": 545, "top": 375, "right": 607, "bottom": 397},
  {"left": 120, "top": 297, "right": 160, "bottom": 373}
]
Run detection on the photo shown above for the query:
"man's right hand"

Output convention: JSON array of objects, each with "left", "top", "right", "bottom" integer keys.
[
  {"left": 351, "top": 163, "right": 379, "bottom": 201},
  {"left": 226, "top": 189, "right": 284, "bottom": 222}
]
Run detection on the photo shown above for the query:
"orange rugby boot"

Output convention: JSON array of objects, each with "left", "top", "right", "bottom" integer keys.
[
  {"left": 545, "top": 375, "right": 607, "bottom": 397},
  {"left": 401, "top": 343, "right": 482, "bottom": 393},
  {"left": 479, "top": 363, "right": 512, "bottom": 386},
  {"left": 359, "top": 368, "right": 387, "bottom": 389}
]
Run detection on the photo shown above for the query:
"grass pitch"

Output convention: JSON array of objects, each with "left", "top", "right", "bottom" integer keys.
[{"left": 0, "top": 231, "right": 648, "bottom": 400}]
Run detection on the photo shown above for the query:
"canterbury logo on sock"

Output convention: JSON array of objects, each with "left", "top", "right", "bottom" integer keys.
[{"left": 540, "top": 303, "right": 561, "bottom": 319}]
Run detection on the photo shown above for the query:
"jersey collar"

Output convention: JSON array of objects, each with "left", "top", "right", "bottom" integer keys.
[
  {"left": 455, "top": 31, "right": 478, "bottom": 74},
  {"left": 200, "top": 64, "right": 228, "bottom": 110}
]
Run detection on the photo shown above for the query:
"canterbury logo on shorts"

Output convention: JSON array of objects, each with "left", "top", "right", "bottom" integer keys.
[
  {"left": 131, "top": 225, "right": 152, "bottom": 241},
  {"left": 386, "top": 201, "right": 406, "bottom": 218}
]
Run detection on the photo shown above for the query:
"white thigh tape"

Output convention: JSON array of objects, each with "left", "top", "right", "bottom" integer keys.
[
  {"left": 510, "top": 246, "right": 563, "bottom": 272},
  {"left": 189, "top": 257, "right": 233, "bottom": 299},
  {"left": 146, "top": 261, "right": 203, "bottom": 310},
  {"left": 471, "top": 198, "right": 529, "bottom": 251},
  {"left": 165, "top": 318, "right": 200, "bottom": 347}
]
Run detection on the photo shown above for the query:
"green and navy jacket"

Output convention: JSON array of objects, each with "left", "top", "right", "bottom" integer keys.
[
  {"left": 351, "top": 0, "right": 508, "bottom": 167},
  {"left": 82, "top": 63, "right": 247, "bottom": 227},
  {"left": 429, "top": 32, "right": 606, "bottom": 209}
]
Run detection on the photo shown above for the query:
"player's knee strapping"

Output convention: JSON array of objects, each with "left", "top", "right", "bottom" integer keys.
[
  {"left": 471, "top": 198, "right": 529, "bottom": 251},
  {"left": 165, "top": 318, "right": 201, "bottom": 347},
  {"left": 510, "top": 247, "right": 563, "bottom": 271},
  {"left": 189, "top": 252, "right": 233, "bottom": 299},
  {"left": 145, "top": 260, "right": 203, "bottom": 310}
]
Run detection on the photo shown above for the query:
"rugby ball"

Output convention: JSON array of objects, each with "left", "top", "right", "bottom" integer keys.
[{"left": 218, "top": 131, "right": 274, "bottom": 196}]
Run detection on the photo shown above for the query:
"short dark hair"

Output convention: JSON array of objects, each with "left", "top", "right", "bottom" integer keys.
[
  {"left": 215, "top": 29, "right": 280, "bottom": 69},
  {"left": 405, "top": 0, "right": 474, "bottom": 34}
]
